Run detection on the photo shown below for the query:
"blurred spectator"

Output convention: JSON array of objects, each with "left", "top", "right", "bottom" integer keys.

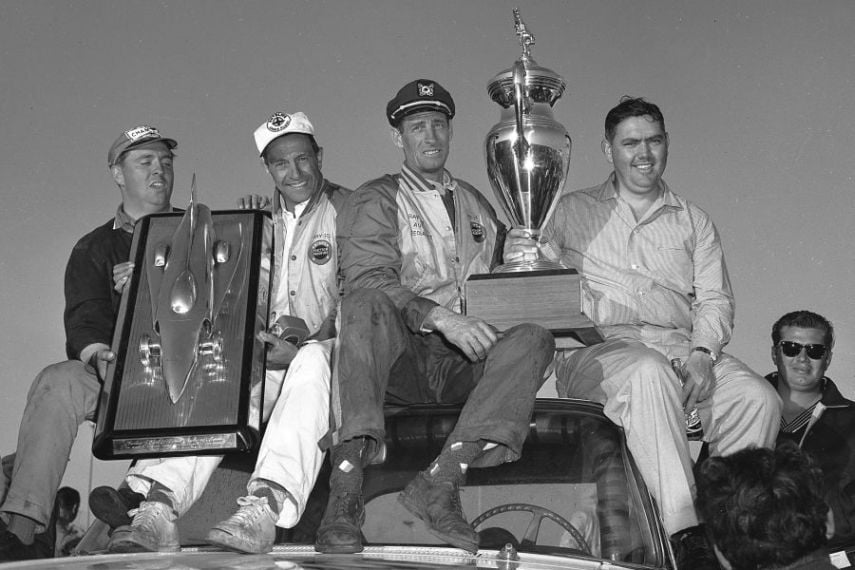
[
  {"left": 55, "top": 487, "right": 82, "bottom": 556},
  {"left": 696, "top": 442, "right": 835, "bottom": 570}
]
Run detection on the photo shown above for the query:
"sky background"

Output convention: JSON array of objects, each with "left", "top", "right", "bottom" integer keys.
[{"left": 1, "top": 0, "right": 853, "bottom": 527}]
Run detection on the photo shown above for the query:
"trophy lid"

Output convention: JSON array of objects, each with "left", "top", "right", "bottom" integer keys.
[{"left": 487, "top": 9, "right": 566, "bottom": 108}]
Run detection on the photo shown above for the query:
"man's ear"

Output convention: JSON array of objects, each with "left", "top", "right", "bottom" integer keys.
[
  {"left": 771, "top": 344, "right": 779, "bottom": 368},
  {"left": 316, "top": 147, "right": 324, "bottom": 171},
  {"left": 390, "top": 126, "right": 403, "bottom": 149},
  {"left": 602, "top": 139, "right": 614, "bottom": 164},
  {"left": 111, "top": 164, "right": 124, "bottom": 187},
  {"left": 260, "top": 156, "right": 270, "bottom": 175}
]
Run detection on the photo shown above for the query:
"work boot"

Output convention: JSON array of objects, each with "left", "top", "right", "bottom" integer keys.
[
  {"left": 314, "top": 492, "right": 364, "bottom": 554},
  {"left": 107, "top": 501, "right": 180, "bottom": 553},
  {"left": 206, "top": 495, "right": 277, "bottom": 554},
  {"left": 670, "top": 525, "right": 720, "bottom": 569},
  {"left": 89, "top": 486, "right": 145, "bottom": 529},
  {"left": 398, "top": 471, "right": 478, "bottom": 553}
]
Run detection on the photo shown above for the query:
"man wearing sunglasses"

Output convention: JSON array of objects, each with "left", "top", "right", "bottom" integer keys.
[{"left": 767, "top": 310, "right": 855, "bottom": 554}]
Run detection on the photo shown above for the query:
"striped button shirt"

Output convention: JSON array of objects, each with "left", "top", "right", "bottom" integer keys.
[{"left": 541, "top": 173, "right": 734, "bottom": 354}]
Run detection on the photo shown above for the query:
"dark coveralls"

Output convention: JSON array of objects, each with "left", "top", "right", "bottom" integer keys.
[{"left": 329, "top": 170, "right": 555, "bottom": 468}]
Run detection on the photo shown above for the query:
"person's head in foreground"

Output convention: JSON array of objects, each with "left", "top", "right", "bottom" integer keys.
[{"left": 696, "top": 441, "right": 832, "bottom": 570}]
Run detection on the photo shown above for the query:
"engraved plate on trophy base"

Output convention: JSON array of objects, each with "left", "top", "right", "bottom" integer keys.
[
  {"left": 464, "top": 269, "right": 602, "bottom": 346},
  {"left": 93, "top": 209, "right": 273, "bottom": 460}
]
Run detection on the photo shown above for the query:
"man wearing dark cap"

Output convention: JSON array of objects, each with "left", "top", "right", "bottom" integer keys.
[
  {"left": 0, "top": 125, "right": 177, "bottom": 561},
  {"left": 316, "top": 79, "right": 555, "bottom": 554}
]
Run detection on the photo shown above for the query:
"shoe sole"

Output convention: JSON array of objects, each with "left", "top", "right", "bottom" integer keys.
[
  {"left": 108, "top": 539, "right": 179, "bottom": 554},
  {"left": 314, "top": 541, "right": 364, "bottom": 554},
  {"left": 398, "top": 485, "right": 478, "bottom": 553},
  {"left": 89, "top": 488, "right": 135, "bottom": 529},
  {"left": 205, "top": 530, "right": 271, "bottom": 555}
]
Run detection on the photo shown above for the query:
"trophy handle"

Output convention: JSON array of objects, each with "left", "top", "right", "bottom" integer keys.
[{"left": 511, "top": 60, "right": 530, "bottom": 226}]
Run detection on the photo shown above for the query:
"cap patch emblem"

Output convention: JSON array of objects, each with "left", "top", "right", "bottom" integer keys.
[
  {"left": 267, "top": 112, "right": 291, "bottom": 132},
  {"left": 418, "top": 82, "right": 435, "bottom": 97},
  {"left": 470, "top": 220, "right": 485, "bottom": 243},
  {"left": 124, "top": 125, "right": 160, "bottom": 142},
  {"left": 310, "top": 239, "right": 332, "bottom": 265}
]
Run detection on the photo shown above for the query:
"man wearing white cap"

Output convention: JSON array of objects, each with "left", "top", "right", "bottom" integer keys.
[
  {"left": 91, "top": 112, "right": 350, "bottom": 555},
  {"left": 0, "top": 125, "right": 177, "bottom": 561}
]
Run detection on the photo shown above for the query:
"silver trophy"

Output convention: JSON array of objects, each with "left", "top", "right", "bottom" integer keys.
[
  {"left": 485, "top": 8, "right": 571, "bottom": 273},
  {"left": 466, "top": 9, "right": 600, "bottom": 345}
]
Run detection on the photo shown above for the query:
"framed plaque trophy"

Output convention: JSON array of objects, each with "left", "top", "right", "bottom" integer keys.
[
  {"left": 93, "top": 192, "right": 273, "bottom": 459},
  {"left": 465, "top": 9, "right": 601, "bottom": 347}
]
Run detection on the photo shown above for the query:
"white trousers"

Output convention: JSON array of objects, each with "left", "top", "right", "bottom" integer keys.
[
  {"left": 127, "top": 339, "right": 332, "bottom": 528},
  {"left": 554, "top": 338, "right": 781, "bottom": 536}
]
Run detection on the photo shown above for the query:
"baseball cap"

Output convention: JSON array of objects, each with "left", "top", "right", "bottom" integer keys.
[
  {"left": 107, "top": 125, "right": 177, "bottom": 167},
  {"left": 253, "top": 111, "right": 315, "bottom": 156},
  {"left": 386, "top": 79, "right": 455, "bottom": 126}
]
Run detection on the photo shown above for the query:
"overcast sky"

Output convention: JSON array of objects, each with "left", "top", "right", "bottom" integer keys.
[{"left": 1, "top": 0, "right": 853, "bottom": 525}]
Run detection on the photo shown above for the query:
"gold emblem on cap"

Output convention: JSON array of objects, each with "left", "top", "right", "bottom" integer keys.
[{"left": 267, "top": 112, "right": 291, "bottom": 132}]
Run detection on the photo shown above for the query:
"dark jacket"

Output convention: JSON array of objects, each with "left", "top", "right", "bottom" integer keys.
[
  {"left": 768, "top": 372, "right": 855, "bottom": 551},
  {"left": 63, "top": 219, "right": 132, "bottom": 360}
]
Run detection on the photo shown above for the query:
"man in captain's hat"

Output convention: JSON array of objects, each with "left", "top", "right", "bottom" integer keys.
[{"left": 315, "top": 79, "right": 555, "bottom": 554}]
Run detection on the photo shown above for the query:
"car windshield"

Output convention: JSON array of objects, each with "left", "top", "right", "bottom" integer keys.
[{"left": 359, "top": 399, "right": 668, "bottom": 566}]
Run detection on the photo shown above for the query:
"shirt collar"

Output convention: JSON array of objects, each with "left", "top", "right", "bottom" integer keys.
[
  {"left": 400, "top": 163, "right": 457, "bottom": 195},
  {"left": 113, "top": 205, "right": 175, "bottom": 233},
  {"left": 594, "top": 172, "right": 682, "bottom": 210},
  {"left": 273, "top": 179, "right": 328, "bottom": 219}
]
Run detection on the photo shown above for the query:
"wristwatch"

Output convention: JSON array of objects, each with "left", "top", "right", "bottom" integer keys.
[{"left": 692, "top": 346, "right": 718, "bottom": 363}]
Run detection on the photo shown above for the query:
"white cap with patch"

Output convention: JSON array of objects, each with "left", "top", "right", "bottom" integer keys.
[{"left": 253, "top": 111, "right": 315, "bottom": 156}]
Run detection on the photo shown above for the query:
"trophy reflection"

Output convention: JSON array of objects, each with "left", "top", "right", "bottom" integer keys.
[{"left": 466, "top": 9, "right": 600, "bottom": 345}]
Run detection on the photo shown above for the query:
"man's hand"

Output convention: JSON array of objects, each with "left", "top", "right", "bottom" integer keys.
[
  {"left": 681, "top": 350, "right": 716, "bottom": 413},
  {"left": 257, "top": 330, "right": 299, "bottom": 370},
  {"left": 112, "top": 262, "right": 134, "bottom": 294},
  {"left": 427, "top": 307, "right": 498, "bottom": 362},
  {"left": 503, "top": 228, "right": 540, "bottom": 265},
  {"left": 88, "top": 349, "right": 115, "bottom": 382},
  {"left": 237, "top": 194, "right": 271, "bottom": 210}
]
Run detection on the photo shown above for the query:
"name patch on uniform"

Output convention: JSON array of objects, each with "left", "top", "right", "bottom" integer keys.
[
  {"left": 311, "top": 239, "right": 332, "bottom": 265},
  {"left": 409, "top": 214, "right": 428, "bottom": 237},
  {"left": 470, "top": 220, "right": 485, "bottom": 243}
]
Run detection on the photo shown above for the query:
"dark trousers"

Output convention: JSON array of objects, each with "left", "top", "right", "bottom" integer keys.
[{"left": 331, "top": 288, "right": 555, "bottom": 468}]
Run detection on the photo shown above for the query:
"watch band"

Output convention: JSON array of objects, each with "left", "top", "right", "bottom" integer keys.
[{"left": 692, "top": 346, "right": 718, "bottom": 363}]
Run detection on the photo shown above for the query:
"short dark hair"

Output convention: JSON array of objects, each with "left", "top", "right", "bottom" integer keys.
[
  {"left": 696, "top": 442, "right": 829, "bottom": 570},
  {"left": 772, "top": 310, "right": 834, "bottom": 348},
  {"left": 262, "top": 133, "right": 320, "bottom": 165},
  {"left": 604, "top": 96, "right": 666, "bottom": 142},
  {"left": 56, "top": 486, "right": 80, "bottom": 509}
]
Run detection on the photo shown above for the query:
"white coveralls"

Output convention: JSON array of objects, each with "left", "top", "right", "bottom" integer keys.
[{"left": 126, "top": 181, "right": 347, "bottom": 528}]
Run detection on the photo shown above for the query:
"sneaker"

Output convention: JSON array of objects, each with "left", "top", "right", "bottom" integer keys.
[
  {"left": 398, "top": 471, "right": 478, "bottom": 553},
  {"left": 314, "top": 492, "right": 365, "bottom": 554},
  {"left": 670, "top": 525, "right": 720, "bottom": 570},
  {"left": 0, "top": 528, "right": 52, "bottom": 561},
  {"left": 206, "top": 495, "right": 277, "bottom": 554},
  {"left": 90, "top": 486, "right": 145, "bottom": 529},
  {"left": 107, "top": 501, "right": 180, "bottom": 553}
]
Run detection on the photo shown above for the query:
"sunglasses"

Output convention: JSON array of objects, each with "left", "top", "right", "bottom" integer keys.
[{"left": 778, "top": 340, "right": 828, "bottom": 360}]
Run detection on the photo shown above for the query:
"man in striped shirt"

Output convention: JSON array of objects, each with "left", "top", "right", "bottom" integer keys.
[{"left": 506, "top": 97, "right": 781, "bottom": 566}]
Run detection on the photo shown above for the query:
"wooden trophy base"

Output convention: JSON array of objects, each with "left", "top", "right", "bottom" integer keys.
[{"left": 464, "top": 269, "right": 602, "bottom": 347}]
